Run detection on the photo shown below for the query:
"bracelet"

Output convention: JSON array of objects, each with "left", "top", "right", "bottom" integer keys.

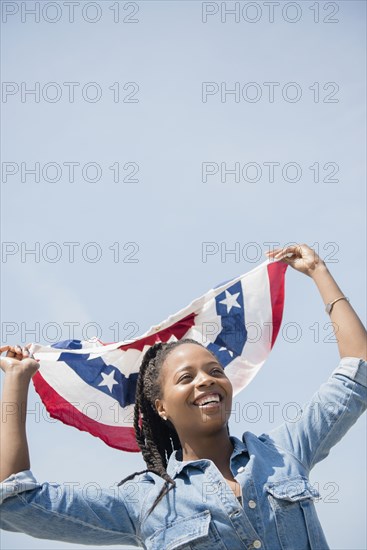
[{"left": 325, "top": 296, "right": 350, "bottom": 315}]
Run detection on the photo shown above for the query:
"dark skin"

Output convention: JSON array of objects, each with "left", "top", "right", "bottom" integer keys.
[{"left": 155, "top": 343, "right": 241, "bottom": 498}]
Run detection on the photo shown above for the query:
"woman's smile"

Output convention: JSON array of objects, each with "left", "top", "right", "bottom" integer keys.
[{"left": 191, "top": 391, "right": 224, "bottom": 412}]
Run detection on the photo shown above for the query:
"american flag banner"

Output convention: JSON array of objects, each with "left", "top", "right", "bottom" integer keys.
[{"left": 29, "top": 258, "right": 288, "bottom": 452}]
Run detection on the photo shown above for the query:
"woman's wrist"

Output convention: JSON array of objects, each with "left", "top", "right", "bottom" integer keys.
[
  {"left": 308, "top": 260, "right": 328, "bottom": 279},
  {"left": 2, "top": 369, "right": 33, "bottom": 393},
  {"left": 5, "top": 368, "right": 33, "bottom": 380}
]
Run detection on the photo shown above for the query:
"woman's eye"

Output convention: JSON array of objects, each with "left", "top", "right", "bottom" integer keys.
[{"left": 179, "top": 368, "right": 224, "bottom": 382}]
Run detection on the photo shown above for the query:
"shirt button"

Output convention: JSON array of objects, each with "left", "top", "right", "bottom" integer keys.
[
  {"left": 248, "top": 499, "right": 257, "bottom": 509},
  {"left": 237, "top": 466, "right": 245, "bottom": 473},
  {"left": 253, "top": 541, "right": 262, "bottom": 549}
]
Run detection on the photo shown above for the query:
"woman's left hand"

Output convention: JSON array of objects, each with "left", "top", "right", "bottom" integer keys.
[{"left": 265, "top": 243, "right": 326, "bottom": 277}]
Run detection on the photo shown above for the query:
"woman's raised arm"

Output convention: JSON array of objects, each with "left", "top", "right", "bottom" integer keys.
[
  {"left": 265, "top": 244, "right": 366, "bottom": 470},
  {"left": 0, "top": 345, "right": 39, "bottom": 482},
  {"left": 266, "top": 243, "right": 367, "bottom": 361},
  {"left": 0, "top": 346, "right": 144, "bottom": 546}
]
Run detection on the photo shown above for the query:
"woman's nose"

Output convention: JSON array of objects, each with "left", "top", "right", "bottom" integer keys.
[{"left": 196, "top": 373, "right": 216, "bottom": 387}]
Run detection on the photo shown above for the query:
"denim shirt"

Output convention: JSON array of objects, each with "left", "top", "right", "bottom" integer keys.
[{"left": 1, "top": 356, "right": 366, "bottom": 550}]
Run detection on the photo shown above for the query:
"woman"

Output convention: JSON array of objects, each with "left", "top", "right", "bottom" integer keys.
[{"left": 1, "top": 244, "right": 366, "bottom": 550}]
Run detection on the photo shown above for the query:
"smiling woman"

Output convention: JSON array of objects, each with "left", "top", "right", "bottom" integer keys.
[
  {"left": 0, "top": 244, "right": 367, "bottom": 550},
  {"left": 118, "top": 339, "right": 238, "bottom": 515}
]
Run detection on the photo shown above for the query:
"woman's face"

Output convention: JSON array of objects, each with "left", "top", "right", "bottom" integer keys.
[{"left": 155, "top": 344, "right": 233, "bottom": 440}]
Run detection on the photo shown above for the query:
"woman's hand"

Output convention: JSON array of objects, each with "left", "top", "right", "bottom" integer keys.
[
  {"left": 0, "top": 344, "right": 40, "bottom": 379},
  {"left": 265, "top": 243, "right": 326, "bottom": 277}
]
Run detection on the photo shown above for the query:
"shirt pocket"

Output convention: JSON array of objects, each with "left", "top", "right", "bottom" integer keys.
[
  {"left": 265, "top": 476, "right": 329, "bottom": 550},
  {"left": 144, "top": 509, "right": 227, "bottom": 550}
]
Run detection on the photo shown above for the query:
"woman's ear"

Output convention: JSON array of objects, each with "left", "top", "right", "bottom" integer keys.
[{"left": 155, "top": 398, "right": 167, "bottom": 421}]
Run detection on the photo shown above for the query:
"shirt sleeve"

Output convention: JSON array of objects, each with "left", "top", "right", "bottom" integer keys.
[
  {"left": 265, "top": 356, "right": 367, "bottom": 471},
  {"left": 0, "top": 469, "right": 144, "bottom": 547}
]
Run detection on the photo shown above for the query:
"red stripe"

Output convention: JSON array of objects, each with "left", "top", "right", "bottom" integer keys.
[
  {"left": 267, "top": 261, "right": 288, "bottom": 348},
  {"left": 32, "top": 372, "right": 140, "bottom": 452}
]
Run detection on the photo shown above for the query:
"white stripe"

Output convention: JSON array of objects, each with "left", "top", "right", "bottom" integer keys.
[
  {"left": 39, "top": 361, "right": 135, "bottom": 427},
  {"left": 225, "top": 356, "right": 265, "bottom": 398},
  {"left": 241, "top": 260, "right": 272, "bottom": 360},
  {"left": 90, "top": 347, "right": 147, "bottom": 377},
  {"left": 224, "top": 266, "right": 272, "bottom": 395}
]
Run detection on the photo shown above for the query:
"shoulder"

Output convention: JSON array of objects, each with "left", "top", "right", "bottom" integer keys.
[
  {"left": 231, "top": 430, "right": 286, "bottom": 461},
  {"left": 240, "top": 430, "right": 297, "bottom": 462},
  {"left": 239, "top": 430, "right": 278, "bottom": 450},
  {"left": 117, "top": 470, "right": 166, "bottom": 508}
]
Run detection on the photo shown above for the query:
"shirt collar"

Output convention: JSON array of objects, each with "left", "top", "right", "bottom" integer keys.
[{"left": 166, "top": 435, "right": 248, "bottom": 479}]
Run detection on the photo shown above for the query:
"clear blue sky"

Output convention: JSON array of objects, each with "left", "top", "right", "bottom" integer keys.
[{"left": 1, "top": 1, "right": 366, "bottom": 549}]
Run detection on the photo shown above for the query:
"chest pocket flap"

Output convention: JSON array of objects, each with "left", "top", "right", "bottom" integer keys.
[
  {"left": 264, "top": 476, "right": 328, "bottom": 549},
  {"left": 265, "top": 476, "right": 320, "bottom": 502},
  {"left": 146, "top": 510, "right": 211, "bottom": 550}
]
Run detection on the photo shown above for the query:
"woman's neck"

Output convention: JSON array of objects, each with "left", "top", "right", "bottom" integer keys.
[{"left": 180, "top": 427, "right": 234, "bottom": 472}]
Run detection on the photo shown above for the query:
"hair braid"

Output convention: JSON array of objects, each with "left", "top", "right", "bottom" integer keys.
[{"left": 118, "top": 338, "right": 221, "bottom": 516}]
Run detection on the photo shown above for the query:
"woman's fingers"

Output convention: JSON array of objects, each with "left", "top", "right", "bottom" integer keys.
[
  {"left": 266, "top": 249, "right": 297, "bottom": 259},
  {"left": 12, "top": 345, "right": 23, "bottom": 360},
  {"left": 0, "top": 344, "right": 29, "bottom": 359},
  {"left": 0, "top": 348, "right": 18, "bottom": 372},
  {"left": 0, "top": 345, "right": 17, "bottom": 358},
  {"left": 0, "top": 344, "right": 39, "bottom": 375},
  {"left": 265, "top": 244, "right": 324, "bottom": 276},
  {"left": 265, "top": 244, "right": 302, "bottom": 258}
]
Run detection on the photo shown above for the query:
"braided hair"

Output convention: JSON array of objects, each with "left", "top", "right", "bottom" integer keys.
[{"left": 118, "top": 338, "right": 226, "bottom": 516}]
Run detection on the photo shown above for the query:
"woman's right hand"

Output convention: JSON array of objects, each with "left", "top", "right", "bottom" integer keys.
[{"left": 0, "top": 344, "right": 40, "bottom": 379}]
